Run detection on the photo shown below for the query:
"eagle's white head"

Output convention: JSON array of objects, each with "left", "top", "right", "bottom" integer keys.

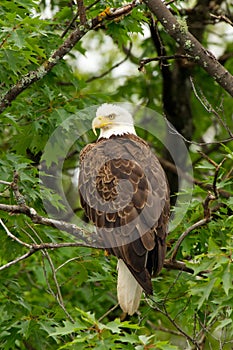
[{"left": 92, "top": 103, "right": 136, "bottom": 139}]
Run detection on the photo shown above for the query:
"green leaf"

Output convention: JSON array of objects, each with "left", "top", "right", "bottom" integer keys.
[
  {"left": 222, "top": 263, "right": 232, "bottom": 295},
  {"left": 215, "top": 318, "right": 232, "bottom": 332},
  {"left": 49, "top": 320, "right": 87, "bottom": 336},
  {"left": 197, "top": 278, "right": 217, "bottom": 309}
]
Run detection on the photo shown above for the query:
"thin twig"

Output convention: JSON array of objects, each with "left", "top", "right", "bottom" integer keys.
[
  {"left": 98, "top": 303, "right": 119, "bottom": 322},
  {"left": 86, "top": 43, "right": 132, "bottom": 83},
  {"left": 198, "top": 151, "right": 218, "bottom": 168},
  {"left": 147, "top": 296, "right": 201, "bottom": 349},
  {"left": 165, "top": 116, "right": 233, "bottom": 146},
  {"left": 210, "top": 13, "right": 233, "bottom": 27},
  {"left": 190, "top": 77, "right": 233, "bottom": 138},
  {"left": 203, "top": 192, "right": 216, "bottom": 219},
  {"left": 169, "top": 151, "right": 227, "bottom": 262},
  {"left": 162, "top": 303, "right": 201, "bottom": 350},
  {"left": 147, "top": 320, "right": 183, "bottom": 336},
  {"left": 56, "top": 256, "right": 82, "bottom": 272},
  {"left": 24, "top": 223, "right": 74, "bottom": 322},
  {"left": 0, "top": 218, "right": 32, "bottom": 248},
  {"left": 158, "top": 156, "right": 231, "bottom": 199},
  {"left": 0, "top": 180, "right": 11, "bottom": 186},
  {"left": 170, "top": 218, "right": 209, "bottom": 261},
  {"left": 61, "top": 10, "right": 79, "bottom": 38},
  {"left": 0, "top": 249, "right": 36, "bottom": 272},
  {"left": 139, "top": 54, "right": 193, "bottom": 71}
]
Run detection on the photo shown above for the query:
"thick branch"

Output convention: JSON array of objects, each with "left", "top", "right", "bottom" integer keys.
[
  {"left": 0, "top": 203, "right": 95, "bottom": 244},
  {"left": 144, "top": 0, "right": 233, "bottom": 96}
]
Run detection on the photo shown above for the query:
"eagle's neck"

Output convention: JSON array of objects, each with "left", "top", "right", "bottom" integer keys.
[{"left": 98, "top": 124, "right": 137, "bottom": 139}]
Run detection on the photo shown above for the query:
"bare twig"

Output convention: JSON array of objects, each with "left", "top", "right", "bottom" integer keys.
[
  {"left": 210, "top": 13, "right": 233, "bottom": 26},
  {"left": 0, "top": 217, "right": 96, "bottom": 273},
  {"left": 139, "top": 54, "right": 193, "bottom": 71},
  {"left": 203, "top": 192, "right": 216, "bottom": 219},
  {"left": 169, "top": 152, "right": 228, "bottom": 262},
  {"left": 147, "top": 320, "right": 183, "bottom": 336},
  {"left": 190, "top": 78, "right": 233, "bottom": 138},
  {"left": 198, "top": 151, "right": 218, "bottom": 168},
  {"left": 98, "top": 303, "right": 119, "bottom": 322},
  {"left": 24, "top": 224, "right": 75, "bottom": 322},
  {"left": 86, "top": 43, "right": 132, "bottom": 82},
  {"left": 198, "top": 153, "right": 227, "bottom": 199},
  {"left": 0, "top": 250, "right": 36, "bottom": 272},
  {"left": 61, "top": 10, "right": 79, "bottom": 38},
  {"left": 148, "top": 296, "right": 201, "bottom": 349},
  {"left": 165, "top": 116, "right": 233, "bottom": 146},
  {"left": 0, "top": 180, "right": 11, "bottom": 186},
  {"left": 169, "top": 218, "right": 209, "bottom": 262},
  {"left": 158, "top": 156, "right": 231, "bottom": 199},
  {"left": 0, "top": 218, "right": 32, "bottom": 248}
]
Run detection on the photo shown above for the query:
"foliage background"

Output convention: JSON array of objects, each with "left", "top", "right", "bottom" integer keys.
[{"left": 0, "top": 0, "right": 232, "bottom": 349}]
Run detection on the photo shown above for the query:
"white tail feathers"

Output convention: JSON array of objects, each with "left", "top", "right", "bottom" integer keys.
[{"left": 117, "top": 259, "right": 143, "bottom": 315}]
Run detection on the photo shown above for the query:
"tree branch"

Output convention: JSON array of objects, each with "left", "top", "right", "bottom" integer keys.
[
  {"left": 0, "top": 203, "right": 95, "bottom": 245},
  {"left": 86, "top": 43, "right": 132, "bottom": 83},
  {"left": 144, "top": 0, "right": 233, "bottom": 96},
  {"left": 138, "top": 54, "right": 193, "bottom": 71},
  {"left": 0, "top": 211, "right": 204, "bottom": 277},
  {"left": 0, "top": 200, "right": 209, "bottom": 277},
  {"left": 0, "top": 1, "right": 139, "bottom": 114},
  {"left": 169, "top": 153, "right": 227, "bottom": 261},
  {"left": 169, "top": 218, "right": 210, "bottom": 262},
  {"left": 77, "top": 0, "right": 87, "bottom": 25},
  {"left": 190, "top": 77, "right": 233, "bottom": 138}
]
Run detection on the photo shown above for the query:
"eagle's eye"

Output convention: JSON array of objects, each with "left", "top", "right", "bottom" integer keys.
[{"left": 108, "top": 114, "right": 115, "bottom": 120}]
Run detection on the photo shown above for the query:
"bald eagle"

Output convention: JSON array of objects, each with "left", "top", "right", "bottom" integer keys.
[{"left": 78, "top": 104, "right": 170, "bottom": 315}]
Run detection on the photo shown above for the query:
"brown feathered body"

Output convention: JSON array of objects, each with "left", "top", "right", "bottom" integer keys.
[{"left": 78, "top": 133, "right": 170, "bottom": 313}]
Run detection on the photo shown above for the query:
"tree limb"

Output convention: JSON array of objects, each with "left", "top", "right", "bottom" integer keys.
[
  {"left": 0, "top": 202, "right": 209, "bottom": 277},
  {"left": 0, "top": 1, "right": 139, "bottom": 114},
  {"left": 144, "top": 0, "right": 233, "bottom": 96},
  {"left": 0, "top": 203, "right": 95, "bottom": 245}
]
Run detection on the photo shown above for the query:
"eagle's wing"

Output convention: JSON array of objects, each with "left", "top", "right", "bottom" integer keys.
[{"left": 78, "top": 135, "right": 169, "bottom": 295}]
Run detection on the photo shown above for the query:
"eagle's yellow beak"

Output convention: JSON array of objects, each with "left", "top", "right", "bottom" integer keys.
[{"left": 92, "top": 116, "right": 111, "bottom": 136}]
